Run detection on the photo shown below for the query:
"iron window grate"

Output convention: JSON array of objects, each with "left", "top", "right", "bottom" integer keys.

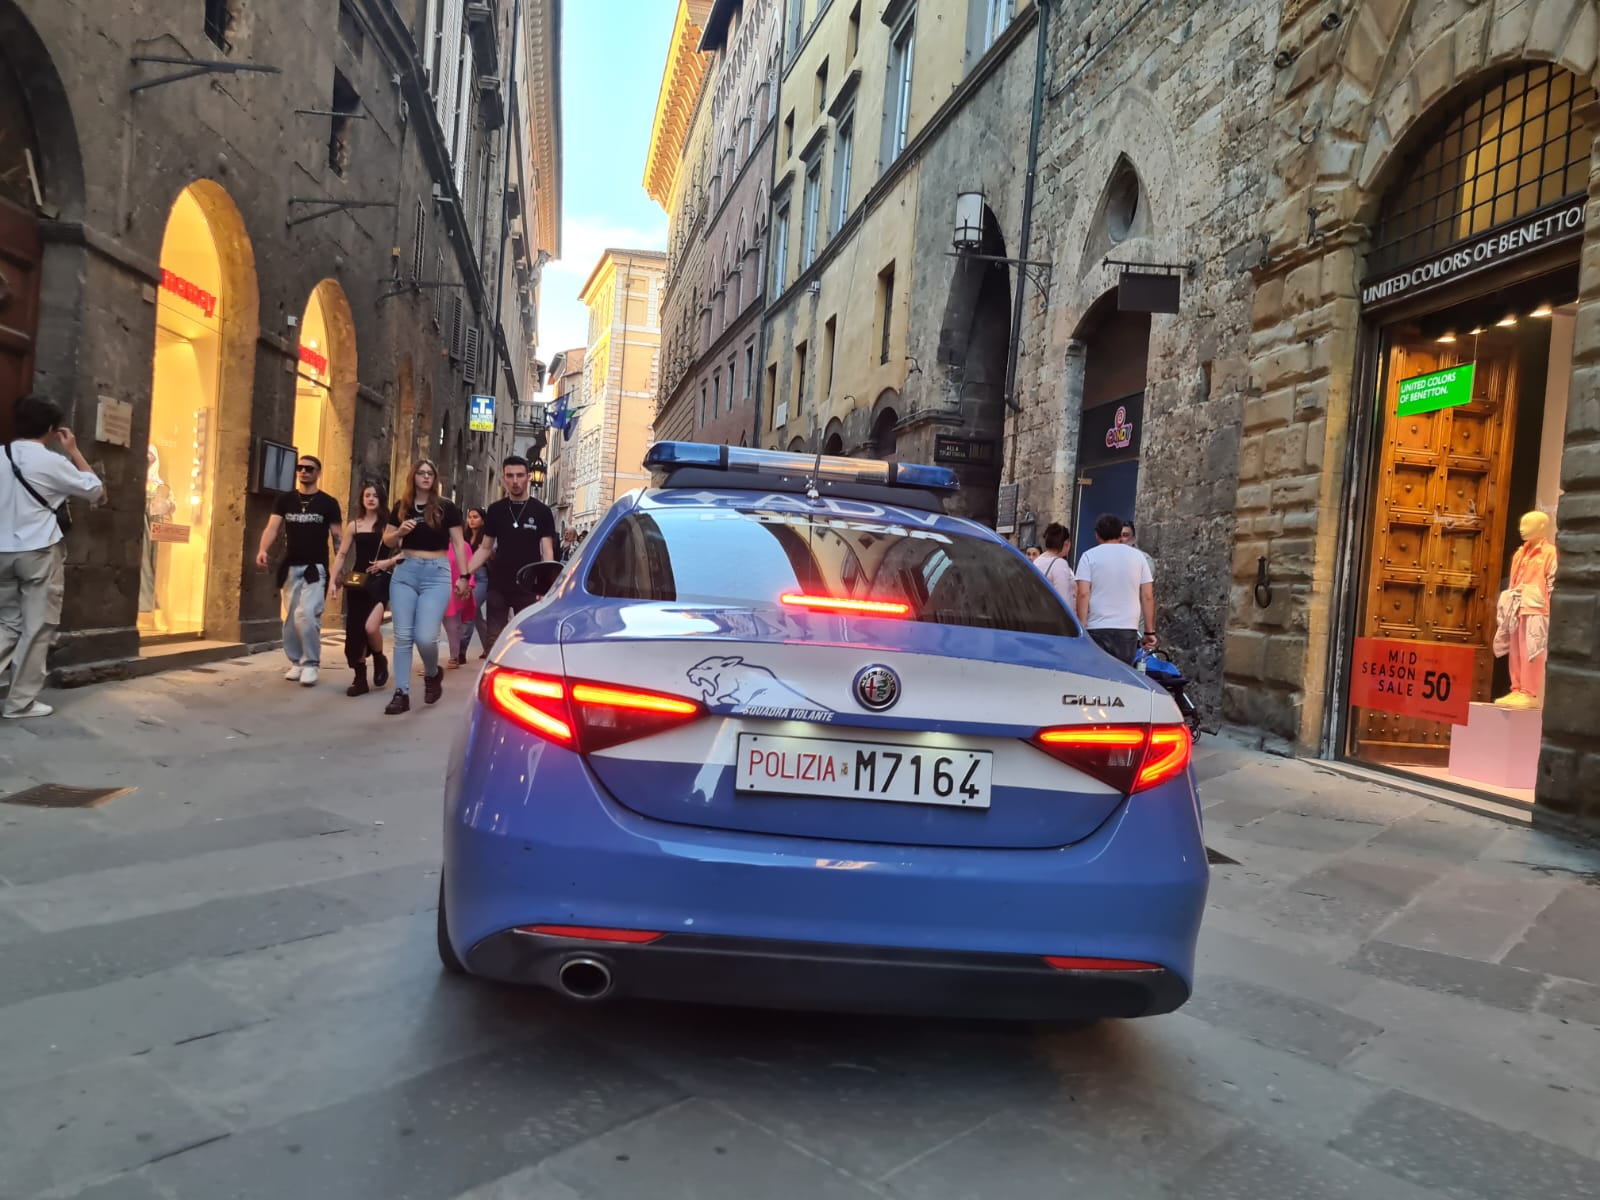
[{"left": 1370, "top": 63, "right": 1593, "bottom": 275}]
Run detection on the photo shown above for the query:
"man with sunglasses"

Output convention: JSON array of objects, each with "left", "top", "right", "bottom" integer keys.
[{"left": 256, "top": 455, "right": 342, "bottom": 686}]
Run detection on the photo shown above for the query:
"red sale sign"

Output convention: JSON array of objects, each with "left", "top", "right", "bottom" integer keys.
[{"left": 1349, "top": 637, "right": 1474, "bottom": 726}]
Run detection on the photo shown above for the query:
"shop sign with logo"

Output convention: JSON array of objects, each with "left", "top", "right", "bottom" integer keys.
[
  {"left": 159, "top": 269, "right": 218, "bottom": 319},
  {"left": 1360, "top": 199, "right": 1585, "bottom": 310},
  {"left": 933, "top": 435, "right": 997, "bottom": 466},
  {"left": 469, "top": 394, "right": 496, "bottom": 433},
  {"left": 149, "top": 522, "right": 192, "bottom": 544},
  {"left": 299, "top": 345, "right": 328, "bottom": 376},
  {"left": 1079, "top": 395, "right": 1143, "bottom": 467},
  {"left": 1348, "top": 636, "right": 1473, "bottom": 725},
  {"left": 1397, "top": 362, "right": 1475, "bottom": 417}
]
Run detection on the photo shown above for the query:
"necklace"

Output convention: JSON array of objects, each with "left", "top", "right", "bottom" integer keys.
[{"left": 508, "top": 498, "right": 531, "bottom": 530}]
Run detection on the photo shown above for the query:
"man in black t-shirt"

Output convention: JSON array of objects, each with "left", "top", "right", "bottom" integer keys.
[
  {"left": 256, "top": 455, "right": 342, "bottom": 686},
  {"left": 461, "top": 455, "right": 555, "bottom": 648}
]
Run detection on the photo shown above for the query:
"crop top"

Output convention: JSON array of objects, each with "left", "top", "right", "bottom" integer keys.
[{"left": 389, "top": 500, "right": 463, "bottom": 552}]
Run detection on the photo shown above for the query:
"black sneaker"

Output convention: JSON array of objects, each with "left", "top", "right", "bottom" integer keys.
[
  {"left": 383, "top": 689, "right": 410, "bottom": 715},
  {"left": 346, "top": 663, "right": 369, "bottom": 697},
  {"left": 372, "top": 653, "right": 389, "bottom": 688},
  {"left": 424, "top": 669, "right": 444, "bottom": 705}
]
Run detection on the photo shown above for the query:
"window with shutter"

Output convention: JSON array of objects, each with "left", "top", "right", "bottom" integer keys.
[
  {"left": 450, "top": 295, "right": 464, "bottom": 359},
  {"left": 463, "top": 327, "right": 480, "bottom": 384}
]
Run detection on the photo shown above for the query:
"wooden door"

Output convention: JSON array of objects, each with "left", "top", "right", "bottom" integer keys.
[
  {"left": 0, "top": 198, "right": 41, "bottom": 443},
  {"left": 1354, "top": 335, "right": 1519, "bottom": 764}
]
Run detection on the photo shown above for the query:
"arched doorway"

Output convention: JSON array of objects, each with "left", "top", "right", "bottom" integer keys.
[
  {"left": 822, "top": 418, "right": 844, "bottom": 457},
  {"left": 142, "top": 181, "right": 258, "bottom": 641},
  {"left": 1339, "top": 62, "right": 1592, "bottom": 790},
  {"left": 295, "top": 279, "right": 358, "bottom": 518},
  {"left": 870, "top": 394, "right": 899, "bottom": 460},
  {"left": 0, "top": 3, "right": 84, "bottom": 440},
  {"left": 1070, "top": 291, "right": 1148, "bottom": 561}
]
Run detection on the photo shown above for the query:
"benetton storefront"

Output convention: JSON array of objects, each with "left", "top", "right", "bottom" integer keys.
[{"left": 1330, "top": 63, "right": 1592, "bottom": 803}]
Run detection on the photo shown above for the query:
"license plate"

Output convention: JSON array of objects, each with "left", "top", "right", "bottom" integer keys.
[{"left": 735, "top": 733, "right": 993, "bottom": 809}]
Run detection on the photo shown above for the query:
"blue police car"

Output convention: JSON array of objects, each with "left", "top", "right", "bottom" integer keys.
[{"left": 439, "top": 443, "right": 1207, "bottom": 1019}]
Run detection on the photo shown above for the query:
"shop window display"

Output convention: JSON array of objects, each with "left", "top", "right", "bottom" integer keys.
[
  {"left": 142, "top": 187, "right": 225, "bottom": 638},
  {"left": 1348, "top": 276, "right": 1575, "bottom": 798}
]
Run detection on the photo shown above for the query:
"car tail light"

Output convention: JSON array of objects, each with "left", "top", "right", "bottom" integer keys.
[
  {"left": 481, "top": 668, "right": 704, "bottom": 753},
  {"left": 1030, "top": 724, "right": 1193, "bottom": 793},
  {"left": 780, "top": 592, "right": 911, "bottom": 617},
  {"left": 516, "top": 924, "right": 664, "bottom": 944},
  {"left": 1043, "top": 955, "right": 1163, "bottom": 971}
]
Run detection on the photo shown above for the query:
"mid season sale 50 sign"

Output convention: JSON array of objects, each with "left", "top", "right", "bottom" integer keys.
[{"left": 1349, "top": 637, "right": 1474, "bottom": 725}]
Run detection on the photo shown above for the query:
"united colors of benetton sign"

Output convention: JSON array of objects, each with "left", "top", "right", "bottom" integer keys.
[
  {"left": 1361, "top": 200, "right": 1584, "bottom": 310},
  {"left": 1397, "top": 363, "right": 1474, "bottom": 416}
]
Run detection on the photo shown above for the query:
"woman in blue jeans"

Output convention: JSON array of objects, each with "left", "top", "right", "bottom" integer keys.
[{"left": 380, "top": 459, "right": 470, "bottom": 715}]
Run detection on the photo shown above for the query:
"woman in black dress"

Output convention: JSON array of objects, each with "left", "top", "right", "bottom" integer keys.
[{"left": 330, "top": 482, "right": 393, "bottom": 697}]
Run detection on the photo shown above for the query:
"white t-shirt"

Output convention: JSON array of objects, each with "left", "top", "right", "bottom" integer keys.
[
  {"left": 1, "top": 439, "right": 104, "bottom": 553},
  {"left": 1033, "top": 552, "right": 1075, "bottom": 606},
  {"left": 1075, "top": 542, "right": 1153, "bottom": 630}
]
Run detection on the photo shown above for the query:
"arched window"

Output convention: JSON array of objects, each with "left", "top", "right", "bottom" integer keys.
[{"left": 1370, "top": 62, "right": 1594, "bottom": 274}]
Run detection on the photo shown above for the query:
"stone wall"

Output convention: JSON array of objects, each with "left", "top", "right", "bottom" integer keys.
[
  {"left": 7, "top": 0, "right": 509, "bottom": 671},
  {"left": 1004, "top": 0, "right": 1277, "bottom": 724},
  {"left": 1224, "top": 0, "right": 1600, "bottom": 819}
]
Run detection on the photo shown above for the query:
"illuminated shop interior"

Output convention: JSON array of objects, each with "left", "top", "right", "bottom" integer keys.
[{"left": 143, "top": 186, "right": 224, "bottom": 639}]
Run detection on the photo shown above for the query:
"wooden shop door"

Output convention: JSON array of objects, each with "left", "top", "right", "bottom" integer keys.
[
  {"left": 1354, "top": 335, "right": 1519, "bottom": 765},
  {"left": 0, "top": 199, "right": 41, "bottom": 443}
]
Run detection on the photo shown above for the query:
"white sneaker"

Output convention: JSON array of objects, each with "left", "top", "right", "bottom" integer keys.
[
  {"left": 285, "top": 665, "right": 303, "bottom": 682},
  {"left": 300, "top": 666, "right": 319, "bottom": 686},
  {"left": 3, "top": 701, "right": 53, "bottom": 719}
]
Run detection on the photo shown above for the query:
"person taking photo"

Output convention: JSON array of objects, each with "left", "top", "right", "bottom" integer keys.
[{"left": 0, "top": 395, "right": 104, "bottom": 719}]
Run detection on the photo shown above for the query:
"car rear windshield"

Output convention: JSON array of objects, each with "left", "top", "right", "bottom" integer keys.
[{"left": 585, "top": 504, "right": 1079, "bottom": 637}]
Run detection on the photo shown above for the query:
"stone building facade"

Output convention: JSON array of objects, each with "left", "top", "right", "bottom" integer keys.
[
  {"left": 1217, "top": 0, "right": 1600, "bottom": 821},
  {"left": 570, "top": 250, "right": 665, "bottom": 531},
  {"left": 542, "top": 345, "right": 583, "bottom": 532},
  {"left": 0, "top": 0, "right": 560, "bottom": 681},
  {"left": 647, "top": 1, "right": 717, "bottom": 443}
]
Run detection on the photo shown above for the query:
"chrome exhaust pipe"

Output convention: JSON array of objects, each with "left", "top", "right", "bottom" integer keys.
[{"left": 556, "top": 956, "right": 613, "bottom": 1001}]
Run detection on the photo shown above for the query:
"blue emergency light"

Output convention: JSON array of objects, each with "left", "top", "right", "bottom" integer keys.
[{"left": 644, "top": 442, "right": 960, "bottom": 493}]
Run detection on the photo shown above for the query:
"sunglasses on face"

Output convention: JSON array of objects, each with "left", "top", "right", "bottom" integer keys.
[{"left": 297, "top": 465, "right": 319, "bottom": 473}]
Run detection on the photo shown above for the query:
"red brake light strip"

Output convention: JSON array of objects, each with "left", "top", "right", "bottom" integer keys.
[{"left": 780, "top": 593, "right": 910, "bottom": 617}]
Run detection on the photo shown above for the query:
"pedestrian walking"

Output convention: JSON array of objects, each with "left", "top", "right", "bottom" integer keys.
[
  {"left": 0, "top": 395, "right": 104, "bottom": 719},
  {"left": 329, "top": 482, "right": 393, "bottom": 697},
  {"left": 1024, "top": 545, "right": 1041, "bottom": 561},
  {"left": 256, "top": 454, "right": 342, "bottom": 687},
  {"left": 1033, "top": 523, "right": 1075, "bottom": 608},
  {"left": 381, "top": 459, "right": 469, "bottom": 715},
  {"left": 441, "top": 531, "right": 477, "bottom": 671},
  {"left": 1074, "top": 512, "right": 1156, "bottom": 665},
  {"left": 559, "top": 526, "right": 577, "bottom": 563},
  {"left": 1120, "top": 519, "right": 1156, "bottom": 638},
  {"left": 455, "top": 506, "right": 490, "bottom": 662},
  {"left": 462, "top": 456, "right": 556, "bottom": 647}
]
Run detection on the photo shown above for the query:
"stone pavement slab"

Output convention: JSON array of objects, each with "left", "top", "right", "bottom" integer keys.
[{"left": 0, "top": 656, "right": 1597, "bottom": 1199}]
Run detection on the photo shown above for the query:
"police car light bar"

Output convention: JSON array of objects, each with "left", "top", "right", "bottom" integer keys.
[{"left": 644, "top": 442, "right": 960, "bottom": 493}]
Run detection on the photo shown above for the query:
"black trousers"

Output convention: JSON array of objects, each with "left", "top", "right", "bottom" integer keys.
[
  {"left": 344, "top": 588, "right": 379, "bottom": 668},
  {"left": 1089, "top": 628, "right": 1139, "bottom": 665},
  {"left": 485, "top": 586, "right": 530, "bottom": 650}
]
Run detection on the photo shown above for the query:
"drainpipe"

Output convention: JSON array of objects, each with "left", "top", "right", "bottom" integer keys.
[
  {"left": 1003, "top": 0, "right": 1051, "bottom": 483},
  {"left": 488, "top": 0, "right": 521, "bottom": 406}
]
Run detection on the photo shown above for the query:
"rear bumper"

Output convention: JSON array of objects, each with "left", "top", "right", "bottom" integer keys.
[
  {"left": 443, "top": 707, "right": 1209, "bottom": 1019},
  {"left": 467, "top": 930, "right": 1189, "bottom": 1020}
]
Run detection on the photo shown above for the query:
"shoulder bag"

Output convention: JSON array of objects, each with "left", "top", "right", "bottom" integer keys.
[{"left": 5, "top": 444, "right": 71, "bottom": 535}]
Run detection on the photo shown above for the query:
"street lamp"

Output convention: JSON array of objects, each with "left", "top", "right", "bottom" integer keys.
[{"left": 530, "top": 459, "right": 547, "bottom": 489}]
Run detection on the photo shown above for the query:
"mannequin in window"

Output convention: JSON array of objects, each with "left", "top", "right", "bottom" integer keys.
[
  {"left": 1493, "top": 510, "right": 1557, "bottom": 709},
  {"left": 139, "top": 445, "right": 177, "bottom": 632}
]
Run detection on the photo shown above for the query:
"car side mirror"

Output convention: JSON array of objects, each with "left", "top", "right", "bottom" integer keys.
[{"left": 515, "top": 560, "right": 564, "bottom": 596}]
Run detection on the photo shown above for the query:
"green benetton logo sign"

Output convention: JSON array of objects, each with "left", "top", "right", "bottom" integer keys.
[{"left": 1397, "top": 363, "right": 1475, "bottom": 416}]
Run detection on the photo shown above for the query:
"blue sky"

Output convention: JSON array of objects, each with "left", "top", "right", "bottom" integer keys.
[{"left": 539, "top": 0, "right": 677, "bottom": 384}]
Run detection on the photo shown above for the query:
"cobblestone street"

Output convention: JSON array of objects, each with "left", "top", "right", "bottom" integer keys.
[{"left": 1, "top": 650, "right": 1598, "bottom": 1199}]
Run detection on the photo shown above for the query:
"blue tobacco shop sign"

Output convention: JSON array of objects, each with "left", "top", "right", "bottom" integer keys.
[{"left": 468, "top": 394, "right": 496, "bottom": 433}]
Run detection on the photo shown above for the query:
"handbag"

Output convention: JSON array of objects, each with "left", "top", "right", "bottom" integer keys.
[
  {"left": 344, "top": 564, "right": 391, "bottom": 604},
  {"left": 5, "top": 444, "right": 71, "bottom": 535}
]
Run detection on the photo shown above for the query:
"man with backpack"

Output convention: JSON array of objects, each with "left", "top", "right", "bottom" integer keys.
[{"left": 0, "top": 395, "right": 104, "bottom": 718}]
